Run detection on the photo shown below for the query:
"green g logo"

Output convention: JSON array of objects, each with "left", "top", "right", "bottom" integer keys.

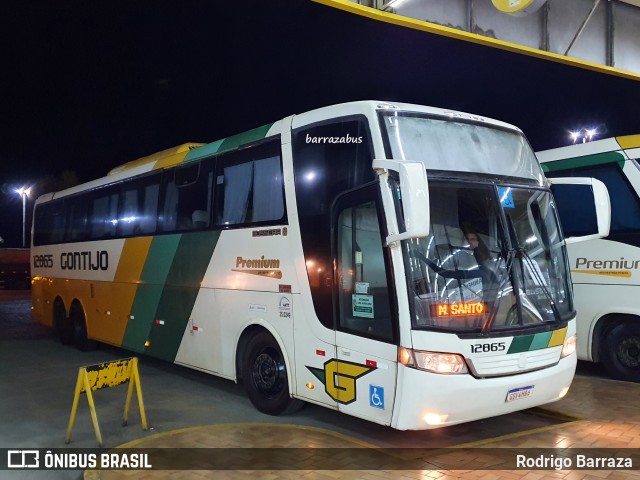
[{"left": 307, "top": 359, "right": 375, "bottom": 404}]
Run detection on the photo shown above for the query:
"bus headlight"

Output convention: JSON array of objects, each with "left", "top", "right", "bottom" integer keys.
[
  {"left": 561, "top": 335, "right": 577, "bottom": 358},
  {"left": 399, "top": 347, "right": 468, "bottom": 375}
]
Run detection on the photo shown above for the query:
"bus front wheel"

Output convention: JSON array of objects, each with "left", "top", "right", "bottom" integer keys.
[
  {"left": 602, "top": 322, "right": 640, "bottom": 382},
  {"left": 71, "top": 303, "right": 98, "bottom": 351},
  {"left": 242, "top": 331, "right": 303, "bottom": 415}
]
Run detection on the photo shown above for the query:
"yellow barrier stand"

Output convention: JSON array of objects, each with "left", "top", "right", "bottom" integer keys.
[{"left": 66, "top": 357, "right": 148, "bottom": 447}]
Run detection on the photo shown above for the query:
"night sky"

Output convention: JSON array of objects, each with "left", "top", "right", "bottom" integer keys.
[{"left": 1, "top": 0, "right": 639, "bottom": 246}]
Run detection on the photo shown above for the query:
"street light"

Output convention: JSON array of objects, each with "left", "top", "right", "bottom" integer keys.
[
  {"left": 569, "top": 127, "right": 598, "bottom": 144},
  {"left": 15, "top": 186, "right": 31, "bottom": 247}
]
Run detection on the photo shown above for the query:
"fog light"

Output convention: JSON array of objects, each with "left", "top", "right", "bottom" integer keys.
[
  {"left": 423, "top": 413, "right": 449, "bottom": 426},
  {"left": 558, "top": 386, "right": 570, "bottom": 399}
]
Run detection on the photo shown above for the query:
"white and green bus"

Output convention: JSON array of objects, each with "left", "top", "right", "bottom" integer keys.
[
  {"left": 538, "top": 135, "right": 640, "bottom": 382},
  {"left": 31, "top": 101, "right": 608, "bottom": 429}
]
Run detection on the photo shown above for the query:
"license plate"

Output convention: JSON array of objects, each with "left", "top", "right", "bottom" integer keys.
[{"left": 506, "top": 385, "right": 534, "bottom": 403}]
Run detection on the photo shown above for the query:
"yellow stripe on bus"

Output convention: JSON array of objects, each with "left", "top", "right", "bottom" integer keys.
[
  {"left": 152, "top": 150, "right": 193, "bottom": 170},
  {"left": 617, "top": 134, "right": 640, "bottom": 150},
  {"left": 108, "top": 143, "right": 204, "bottom": 175},
  {"left": 115, "top": 237, "right": 153, "bottom": 282},
  {"left": 571, "top": 269, "right": 631, "bottom": 278},
  {"left": 548, "top": 326, "right": 567, "bottom": 348},
  {"left": 92, "top": 237, "right": 154, "bottom": 346}
]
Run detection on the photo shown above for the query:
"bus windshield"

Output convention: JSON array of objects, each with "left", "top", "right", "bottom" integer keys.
[
  {"left": 380, "top": 112, "right": 544, "bottom": 185},
  {"left": 402, "top": 181, "right": 574, "bottom": 333}
]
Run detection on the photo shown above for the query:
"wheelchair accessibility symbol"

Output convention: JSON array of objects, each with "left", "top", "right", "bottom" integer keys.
[{"left": 369, "top": 385, "right": 384, "bottom": 409}]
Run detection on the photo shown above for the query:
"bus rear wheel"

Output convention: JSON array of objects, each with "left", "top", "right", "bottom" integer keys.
[
  {"left": 242, "top": 331, "right": 303, "bottom": 415},
  {"left": 601, "top": 322, "right": 640, "bottom": 382}
]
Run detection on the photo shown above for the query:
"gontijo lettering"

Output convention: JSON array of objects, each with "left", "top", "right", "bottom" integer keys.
[{"left": 61, "top": 251, "right": 108, "bottom": 270}]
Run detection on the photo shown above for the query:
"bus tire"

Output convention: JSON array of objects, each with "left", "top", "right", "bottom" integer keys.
[
  {"left": 601, "top": 322, "right": 640, "bottom": 382},
  {"left": 54, "top": 299, "right": 74, "bottom": 345},
  {"left": 242, "top": 330, "right": 303, "bottom": 415},
  {"left": 71, "top": 303, "right": 98, "bottom": 351}
]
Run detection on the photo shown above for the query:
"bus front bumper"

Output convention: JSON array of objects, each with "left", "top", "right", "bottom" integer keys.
[{"left": 391, "top": 353, "right": 577, "bottom": 430}]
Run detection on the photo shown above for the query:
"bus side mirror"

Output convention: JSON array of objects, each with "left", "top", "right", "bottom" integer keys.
[
  {"left": 373, "top": 159, "right": 430, "bottom": 244},
  {"left": 549, "top": 177, "right": 611, "bottom": 244}
]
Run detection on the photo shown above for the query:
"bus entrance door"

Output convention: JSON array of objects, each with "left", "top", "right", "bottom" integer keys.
[{"left": 333, "top": 186, "right": 398, "bottom": 425}]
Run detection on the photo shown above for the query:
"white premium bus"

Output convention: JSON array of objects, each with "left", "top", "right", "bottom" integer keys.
[
  {"left": 538, "top": 135, "right": 640, "bottom": 382},
  {"left": 31, "top": 101, "right": 609, "bottom": 429}
]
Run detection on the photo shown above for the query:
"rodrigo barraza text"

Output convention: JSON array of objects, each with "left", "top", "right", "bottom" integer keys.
[{"left": 516, "top": 454, "right": 632, "bottom": 470}]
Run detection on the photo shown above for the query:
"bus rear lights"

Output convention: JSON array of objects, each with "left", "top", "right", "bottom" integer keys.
[
  {"left": 398, "top": 347, "right": 468, "bottom": 374},
  {"left": 561, "top": 335, "right": 577, "bottom": 358},
  {"left": 423, "top": 413, "right": 449, "bottom": 426}
]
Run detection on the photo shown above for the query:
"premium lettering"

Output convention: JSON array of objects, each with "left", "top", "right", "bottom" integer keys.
[
  {"left": 61, "top": 251, "right": 109, "bottom": 271},
  {"left": 575, "top": 257, "right": 640, "bottom": 270},
  {"left": 235, "top": 256, "right": 280, "bottom": 269}
]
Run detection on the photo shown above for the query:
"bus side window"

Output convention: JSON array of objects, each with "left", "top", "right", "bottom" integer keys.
[
  {"left": 292, "top": 117, "right": 375, "bottom": 329},
  {"left": 550, "top": 184, "right": 599, "bottom": 237},
  {"left": 91, "top": 188, "right": 119, "bottom": 240},
  {"left": 548, "top": 162, "right": 640, "bottom": 236},
  {"left": 66, "top": 197, "right": 90, "bottom": 242},
  {"left": 214, "top": 140, "right": 284, "bottom": 227},
  {"left": 50, "top": 201, "right": 66, "bottom": 244},
  {"left": 33, "top": 204, "right": 48, "bottom": 246},
  {"left": 139, "top": 181, "right": 160, "bottom": 234},
  {"left": 119, "top": 186, "right": 140, "bottom": 237},
  {"left": 160, "top": 161, "right": 213, "bottom": 233},
  {"left": 115, "top": 173, "right": 162, "bottom": 237},
  {"left": 33, "top": 200, "right": 65, "bottom": 245}
]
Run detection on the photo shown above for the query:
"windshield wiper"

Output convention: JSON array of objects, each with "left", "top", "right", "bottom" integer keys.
[
  {"left": 481, "top": 248, "right": 517, "bottom": 333},
  {"left": 518, "top": 247, "right": 561, "bottom": 321}
]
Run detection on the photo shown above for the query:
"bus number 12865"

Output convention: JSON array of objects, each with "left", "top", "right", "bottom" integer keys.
[{"left": 471, "top": 342, "right": 506, "bottom": 353}]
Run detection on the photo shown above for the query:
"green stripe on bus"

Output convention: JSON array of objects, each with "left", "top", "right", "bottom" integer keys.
[
  {"left": 541, "top": 151, "right": 625, "bottom": 173},
  {"left": 507, "top": 334, "right": 534, "bottom": 354},
  {"left": 121, "top": 235, "right": 182, "bottom": 352},
  {"left": 507, "top": 330, "right": 559, "bottom": 354},
  {"left": 185, "top": 139, "right": 224, "bottom": 162},
  {"left": 184, "top": 123, "right": 274, "bottom": 163},
  {"left": 528, "top": 331, "right": 553, "bottom": 351},
  {"left": 219, "top": 123, "right": 273, "bottom": 152},
  {"left": 144, "top": 230, "right": 221, "bottom": 362}
]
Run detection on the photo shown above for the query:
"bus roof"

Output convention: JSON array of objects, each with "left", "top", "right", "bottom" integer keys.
[
  {"left": 290, "top": 100, "right": 522, "bottom": 134},
  {"left": 39, "top": 100, "right": 524, "bottom": 202}
]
